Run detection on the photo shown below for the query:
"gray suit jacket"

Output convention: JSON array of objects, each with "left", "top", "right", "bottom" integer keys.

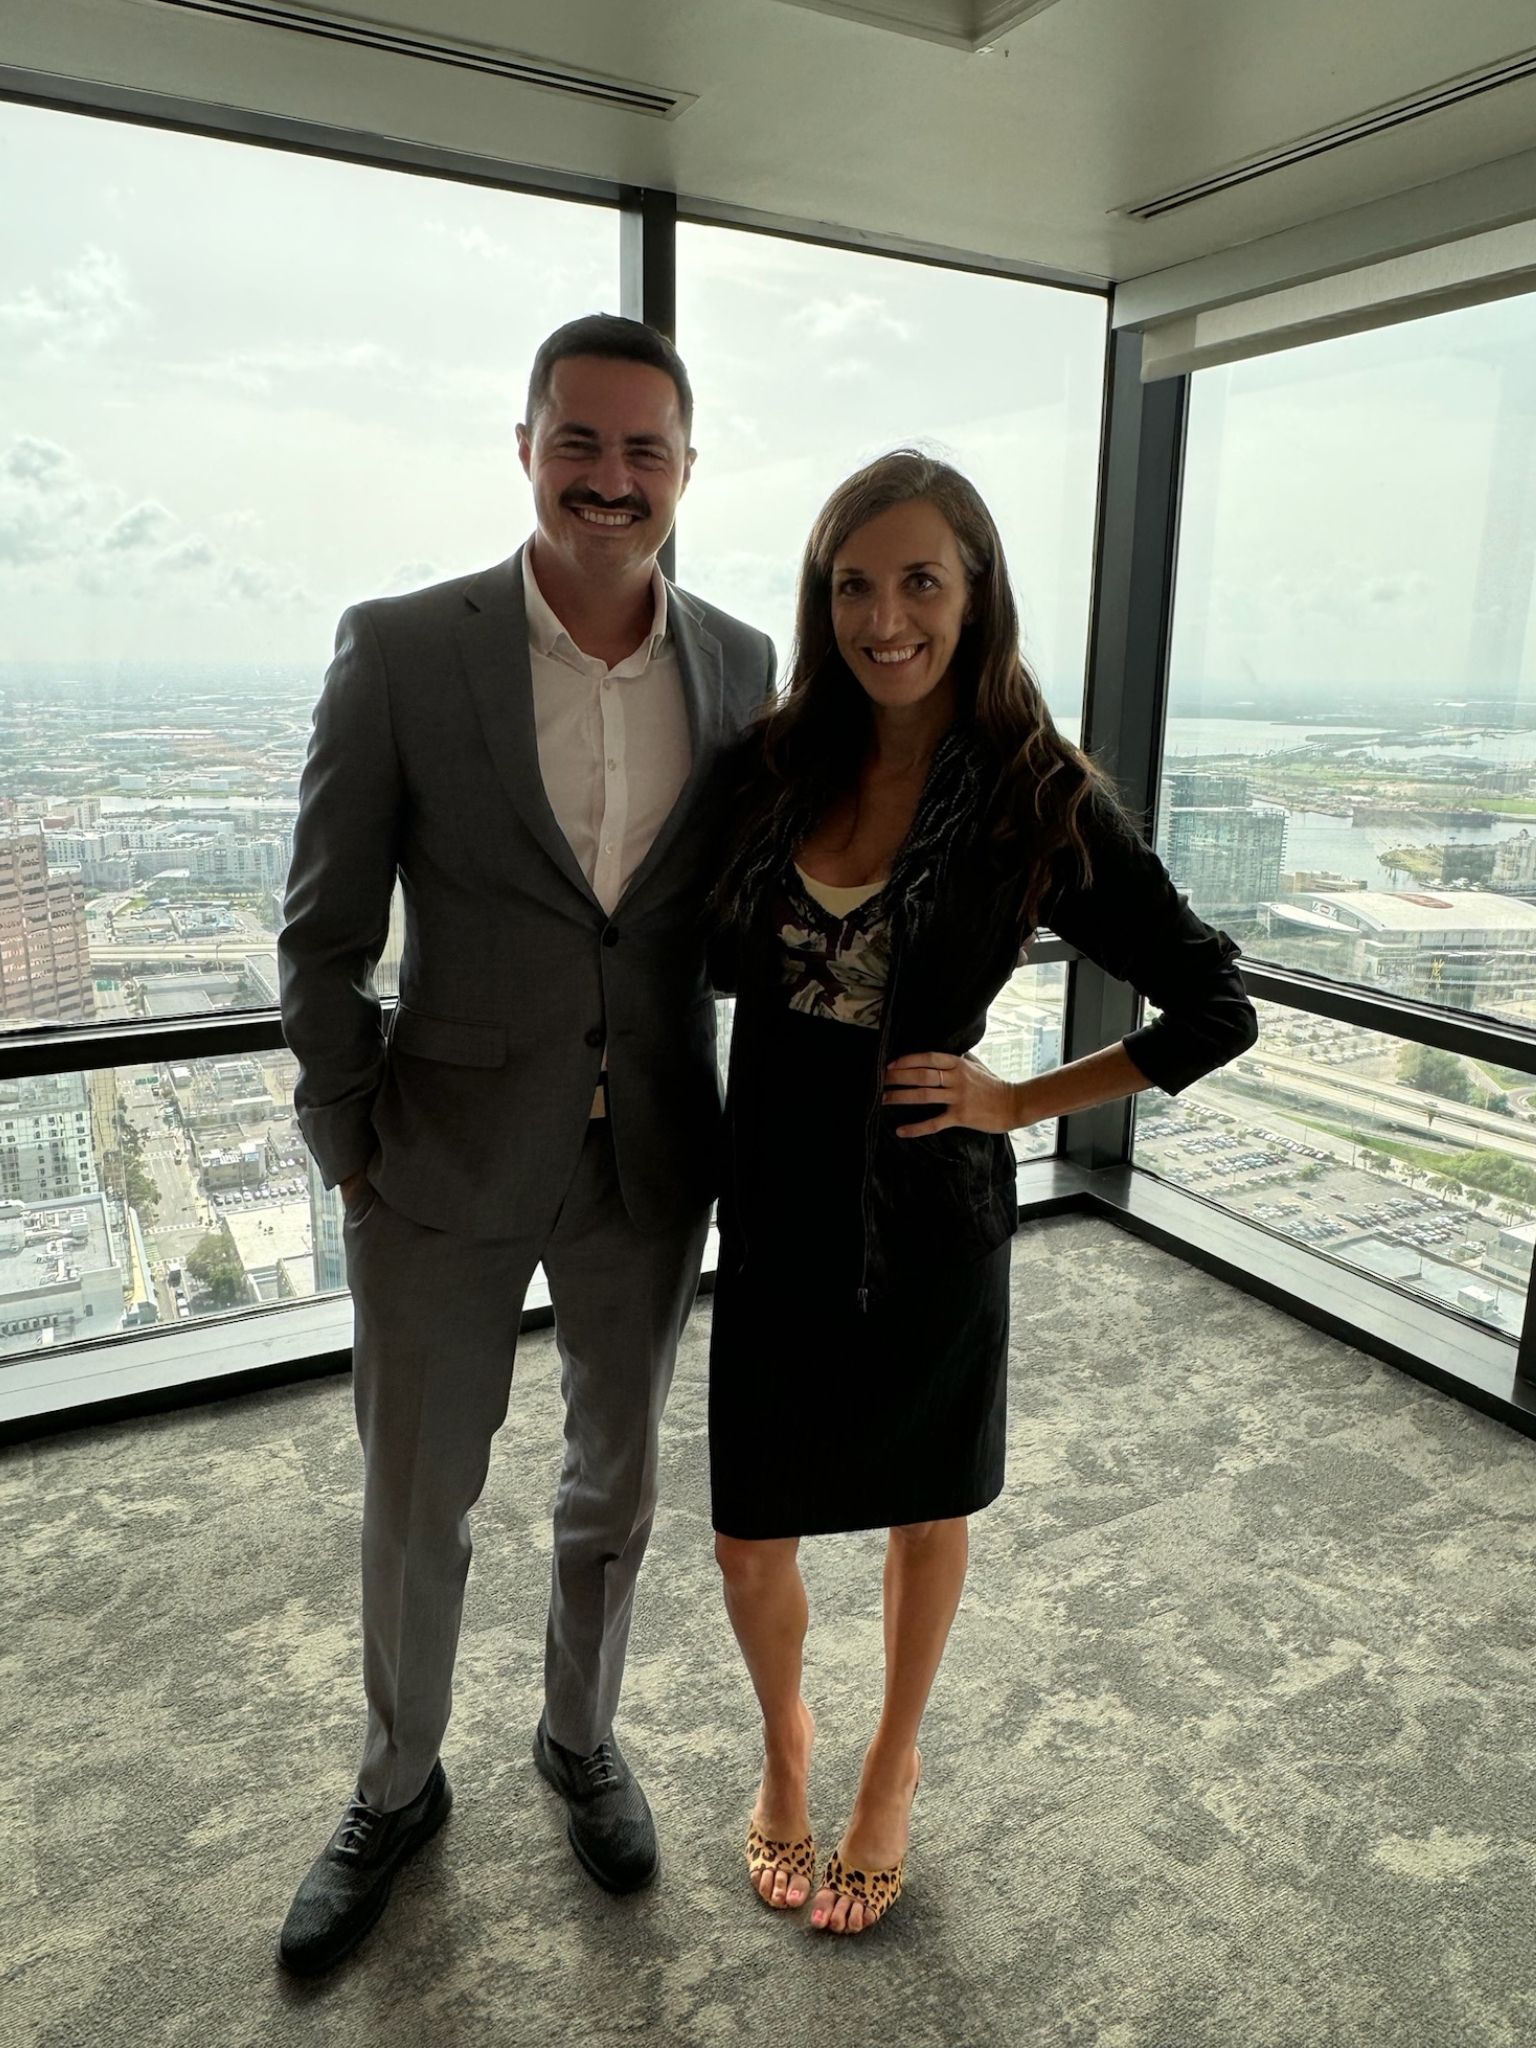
[{"left": 278, "top": 547, "right": 776, "bottom": 1239}]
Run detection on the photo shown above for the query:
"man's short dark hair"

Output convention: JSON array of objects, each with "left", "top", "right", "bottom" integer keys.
[{"left": 524, "top": 314, "right": 694, "bottom": 440}]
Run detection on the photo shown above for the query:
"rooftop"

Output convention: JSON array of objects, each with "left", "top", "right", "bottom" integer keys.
[
  {"left": 0, "top": 1195, "right": 117, "bottom": 1298},
  {"left": 223, "top": 1205, "right": 312, "bottom": 1276},
  {"left": 1293, "top": 890, "right": 1536, "bottom": 934}
]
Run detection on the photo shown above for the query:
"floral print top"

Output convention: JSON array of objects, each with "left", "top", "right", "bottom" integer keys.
[{"left": 775, "top": 866, "right": 892, "bottom": 1029}]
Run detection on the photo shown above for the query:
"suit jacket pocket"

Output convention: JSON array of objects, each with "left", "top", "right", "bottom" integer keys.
[{"left": 390, "top": 1005, "right": 507, "bottom": 1068}]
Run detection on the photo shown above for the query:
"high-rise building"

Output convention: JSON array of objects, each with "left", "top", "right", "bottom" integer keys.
[
  {"left": 0, "top": 830, "right": 95, "bottom": 1027},
  {"left": 307, "top": 1148, "right": 347, "bottom": 1294},
  {"left": 980, "top": 981, "right": 1063, "bottom": 1084},
  {"left": 1493, "top": 831, "right": 1536, "bottom": 890},
  {"left": 0, "top": 1193, "right": 124, "bottom": 1356},
  {"left": 0, "top": 1072, "right": 100, "bottom": 1204},
  {"left": 1439, "top": 843, "right": 1497, "bottom": 887},
  {"left": 1166, "top": 770, "right": 1253, "bottom": 811},
  {"left": 1160, "top": 777, "right": 1288, "bottom": 919}
]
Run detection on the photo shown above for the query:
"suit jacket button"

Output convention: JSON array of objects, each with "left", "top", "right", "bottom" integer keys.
[
  {"left": 584, "top": 1025, "right": 604, "bottom": 1047},
  {"left": 602, "top": 927, "right": 620, "bottom": 948}
]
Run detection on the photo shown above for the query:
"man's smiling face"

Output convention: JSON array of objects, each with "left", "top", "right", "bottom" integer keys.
[{"left": 518, "top": 355, "right": 694, "bottom": 589}]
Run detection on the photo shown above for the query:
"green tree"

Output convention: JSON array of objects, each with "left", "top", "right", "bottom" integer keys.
[
  {"left": 124, "top": 1158, "right": 159, "bottom": 1219},
  {"left": 186, "top": 1230, "right": 248, "bottom": 1311},
  {"left": 1396, "top": 1043, "right": 1474, "bottom": 1104},
  {"left": 1452, "top": 1152, "right": 1536, "bottom": 1206}
]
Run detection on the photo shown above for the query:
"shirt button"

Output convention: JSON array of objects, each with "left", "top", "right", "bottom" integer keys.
[{"left": 607, "top": 758, "right": 617, "bottom": 771}]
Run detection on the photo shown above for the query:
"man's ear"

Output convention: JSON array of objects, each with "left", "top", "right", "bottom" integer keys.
[
  {"left": 516, "top": 423, "right": 533, "bottom": 477},
  {"left": 679, "top": 446, "right": 697, "bottom": 495}
]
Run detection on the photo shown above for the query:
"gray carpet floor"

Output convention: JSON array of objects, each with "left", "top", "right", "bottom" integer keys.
[{"left": 3, "top": 1214, "right": 1535, "bottom": 2048}]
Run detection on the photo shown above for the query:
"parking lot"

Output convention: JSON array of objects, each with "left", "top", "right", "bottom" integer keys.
[
  {"left": 212, "top": 1177, "right": 306, "bottom": 1209},
  {"left": 1136, "top": 1093, "right": 1514, "bottom": 1294}
]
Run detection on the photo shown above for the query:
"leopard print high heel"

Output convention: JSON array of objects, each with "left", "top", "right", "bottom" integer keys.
[
  {"left": 813, "top": 1749, "right": 921, "bottom": 1934},
  {"left": 746, "top": 1822, "right": 818, "bottom": 1909}
]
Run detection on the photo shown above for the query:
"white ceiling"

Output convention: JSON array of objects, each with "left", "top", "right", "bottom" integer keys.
[{"left": 6, "top": 0, "right": 1536, "bottom": 290}]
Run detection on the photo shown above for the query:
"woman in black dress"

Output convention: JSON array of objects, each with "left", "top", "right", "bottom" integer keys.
[{"left": 708, "top": 452, "right": 1257, "bottom": 1934}]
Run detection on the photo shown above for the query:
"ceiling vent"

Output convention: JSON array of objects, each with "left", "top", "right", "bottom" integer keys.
[
  {"left": 767, "top": 0, "right": 1064, "bottom": 55},
  {"left": 144, "top": 0, "right": 695, "bottom": 117},
  {"left": 1119, "top": 45, "right": 1536, "bottom": 220}
]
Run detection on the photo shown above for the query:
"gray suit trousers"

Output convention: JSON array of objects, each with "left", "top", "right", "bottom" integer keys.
[{"left": 344, "top": 1119, "right": 708, "bottom": 1812}]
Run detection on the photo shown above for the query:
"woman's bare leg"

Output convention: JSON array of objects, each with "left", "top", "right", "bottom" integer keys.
[
  {"left": 812, "top": 1515, "right": 969, "bottom": 1933},
  {"left": 715, "top": 1533, "right": 816, "bottom": 1907}
]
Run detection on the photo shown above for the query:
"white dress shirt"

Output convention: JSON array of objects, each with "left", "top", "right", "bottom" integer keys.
[{"left": 523, "top": 544, "right": 692, "bottom": 1112}]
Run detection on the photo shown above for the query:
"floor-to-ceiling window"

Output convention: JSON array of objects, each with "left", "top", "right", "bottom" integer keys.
[
  {"left": 676, "top": 224, "right": 1108, "bottom": 1159},
  {"left": 1137, "top": 294, "right": 1536, "bottom": 1341},
  {"left": 0, "top": 98, "right": 618, "bottom": 1360},
  {"left": 1, "top": 104, "right": 1114, "bottom": 1407}
]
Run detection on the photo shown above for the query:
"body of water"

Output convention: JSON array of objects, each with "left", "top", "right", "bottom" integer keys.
[
  {"left": 1045, "top": 714, "right": 1536, "bottom": 894},
  {"left": 1278, "top": 809, "right": 1531, "bottom": 891}
]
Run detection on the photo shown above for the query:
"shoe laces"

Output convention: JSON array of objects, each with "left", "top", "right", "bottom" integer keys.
[
  {"left": 580, "top": 1740, "right": 620, "bottom": 1794},
  {"left": 334, "top": 1794, "right": 384, "bottom": 1861}
]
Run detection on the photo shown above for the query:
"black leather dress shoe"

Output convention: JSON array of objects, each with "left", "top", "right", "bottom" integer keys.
[
  {"left": 532, "top": 1715, "right": 659, "bottom": 1894},
  {"left": 277, "top": 1761, "right": 452, "bottom": 1976}
]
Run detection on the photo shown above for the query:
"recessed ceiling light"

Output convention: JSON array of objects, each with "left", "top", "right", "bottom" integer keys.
[{"left": 767, "top": 0, "right": 1065, "bottom": 56}]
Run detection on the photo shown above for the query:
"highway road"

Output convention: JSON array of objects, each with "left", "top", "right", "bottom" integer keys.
[
  {"left": 1236, "top": 1049, "right": 1536, "bottom": 1168},
  {"left": 88, "top": 939, "right": 275, "bottom": 967}
]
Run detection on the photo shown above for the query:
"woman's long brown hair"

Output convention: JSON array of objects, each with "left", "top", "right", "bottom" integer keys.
[{"left": 721, "top": 449, "right": 1114, "bottom": 934}]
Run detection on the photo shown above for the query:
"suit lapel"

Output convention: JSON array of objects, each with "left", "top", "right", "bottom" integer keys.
[
  {"left": 615, "top": 583, "right": 723, "bottom": 911},
  {"left": 454, "top": 547, "right": 600, "bottom": 908}
]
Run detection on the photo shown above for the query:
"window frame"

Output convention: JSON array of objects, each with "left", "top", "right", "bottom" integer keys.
[{"left": 1, "top": 73, "right": 1532, "bottom": 1441}]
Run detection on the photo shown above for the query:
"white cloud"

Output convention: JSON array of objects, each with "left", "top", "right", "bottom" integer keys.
[
  {"left": 0, "top": 434, "right": 307, "bottom": 614},
  {"left": 789, "top": 292, "right": 911, "bottom": 345},
  {"left": 0, "top": 246, "right": 143, "bottom": 359},
  {"left": 0, "top": 438, "right": 96, "bottom": 564},
  {"left": 101, "top": 500, "right": 175, "bottom": 552},
  {"left": 182, "top": 340, "right": 407, "bottom": 394},
  {"left": 1363, "top": 572, "right": 1430, "bottom": 608},
  {"left": 382, "top": 560, "right": 439, "bottom": 595},
  {"left": 158, "top": 535, "right": 216, "bottom": 574},
  {"left": 219, "top": 558, "right": 310, "bottom": 608},
  {"left": 4, "top": 436, "right": 73, "bottom": 486},
  {"left": 424, "top": 220, "right": 612, "bottom": 316},
  {"left": 430, "top": 222, "right": 508, "bottom": 264}
]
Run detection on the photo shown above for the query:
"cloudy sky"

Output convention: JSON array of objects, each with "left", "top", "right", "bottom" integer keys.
[{"left": 1, "top": 95, "right": 1533, "bottom": 723}]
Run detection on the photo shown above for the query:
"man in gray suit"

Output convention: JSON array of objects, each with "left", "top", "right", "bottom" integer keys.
[{"left": 276, "top": 314, "right": 775, "bottom": 1975}]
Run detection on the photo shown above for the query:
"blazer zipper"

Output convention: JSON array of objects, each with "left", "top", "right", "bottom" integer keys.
[
  {"left": 725, "top": 996, "right": 752, "bottom": 1276},
  {"left": 857, "top": 908, "right": 906, "bottom": 1315}
]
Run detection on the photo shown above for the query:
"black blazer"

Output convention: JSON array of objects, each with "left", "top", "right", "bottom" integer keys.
[{"left": 712, "top": 755, "right": 1259, "bottom": 1299}]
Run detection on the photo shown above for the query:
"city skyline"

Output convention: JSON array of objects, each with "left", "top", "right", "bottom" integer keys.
[
  {"left": 3, "top": 94, "right": 1535, "bottom": 1369},
  {"left": 7, "top": 99, "right": 1533, "bottom": 717}
]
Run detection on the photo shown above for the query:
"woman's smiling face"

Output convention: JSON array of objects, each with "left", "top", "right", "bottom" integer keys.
[{"left": 830, "top": 498, "right": 971, "bottom": 712}]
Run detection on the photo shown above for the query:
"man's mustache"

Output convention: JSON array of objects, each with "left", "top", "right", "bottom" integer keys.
[{"left": 562, "top": 489, "right": 651, "bottom": 518}]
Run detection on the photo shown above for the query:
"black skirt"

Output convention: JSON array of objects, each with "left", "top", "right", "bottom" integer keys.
[{"left": 709, "top": 1002, "right": 1010, "bottom": 1540}]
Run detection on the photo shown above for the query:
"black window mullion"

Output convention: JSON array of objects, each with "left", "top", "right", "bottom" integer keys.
[
  {"left": 1060, "top": 326, "right": 1188, "bottom": 1169},
  {"left": 620, "top": 185, "right": 679, "bottom": 583},
  {"left": 0, "top": 1007, "right": 314, "bottom": 1083}
]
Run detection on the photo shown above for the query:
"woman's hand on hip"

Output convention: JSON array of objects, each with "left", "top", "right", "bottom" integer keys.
[{"left": 882, "top": 1051, "right": 1023, "bottom": 1137}]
